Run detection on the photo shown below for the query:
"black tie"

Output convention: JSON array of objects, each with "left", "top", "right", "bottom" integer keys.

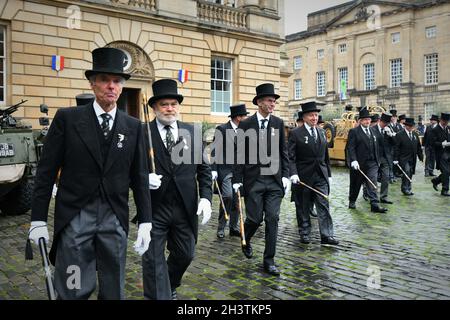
[
  {"left": 310, "top": 127, "right": 317, "bottom": 142},
  {"left": 260, "top": 119, "right": 267, "bottom": 130},
  {"left": 165, "top": 125, "right": 175, "bottom": 153},
  {"left": 365, "top": 128, "right": 371, "bottom": 138},
  {"left": 100, "top": 113, "right": 112, "bottom": 139}
]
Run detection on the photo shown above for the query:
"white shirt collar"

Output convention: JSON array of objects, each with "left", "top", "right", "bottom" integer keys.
[
  {"left": 93, "top": 100, "right": 117, "bottom": 122},
  {"left": 156, "top": 118, "right": 178, "bottom": 144},
  {"left": 229, "top": 120, "right": 238, "bottom": 131},
  {"left": 256, "top": 112, "right": 270, "bottom": 124},
  {"left": 304, "top": 122, "right": 317, "bottom": 136},
  {"left": 377, "top": 124, "right": 383, "bottom": 132}
]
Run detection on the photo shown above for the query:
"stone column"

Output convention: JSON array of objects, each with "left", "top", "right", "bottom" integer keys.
[
  {"left": 375, "top": 28, "right": 385, "bottom": 87},
  {"left": 326, "top": 39, "right": 335, "bottom": 95}
]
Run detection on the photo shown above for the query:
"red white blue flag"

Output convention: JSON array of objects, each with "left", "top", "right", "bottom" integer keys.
[
  {"left": 178, "top": 69, "right": 188, "bottom": 83},
  {"left": 51, "top": 55, "right": 64, "bottom": 71}
]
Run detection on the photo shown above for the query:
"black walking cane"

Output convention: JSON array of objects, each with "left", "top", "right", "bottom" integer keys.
[{"left": 38, "top": 238, "right": 57, "bottom": 300}]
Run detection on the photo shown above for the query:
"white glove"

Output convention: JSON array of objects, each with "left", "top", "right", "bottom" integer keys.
[
  {"left": 383, "top": 126, "right": 396, "bottom": 137},
  {"left": 196, "top": 198, "right": 212, "bottom": 225},
  {"left": 442, "top": 140, "right": 450, "bottom": 147},
  {"left": 290, "top": 174, "right": 300, "bottom": 184},
  {"left": 282, "top": 177, "right": 291, "bottom": 196},
  {"left": 149, "top": 173, "right": 162, "bottom": 190},
  {"left": 134, "top": 222, "right": 152, "bottom": 256},
  {"left": 51, "top": 184, "right": 58, "bottom": 198},
  {"left": 351, "top": 161, "right": 360, "bottom": 170},
  {"left": 28, "top": 221, "right": 49, "bottom": 245},
  {"left": 232, "top": 183, "right": 242, "bottom": 193},
  {"left": 393, "top": 160, "right": 399, "bottom": 165},
  {"left": 211, "top": 171, "right": 218, "bottom": 180}
]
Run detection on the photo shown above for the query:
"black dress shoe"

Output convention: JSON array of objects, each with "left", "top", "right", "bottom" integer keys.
[
  {"left": 242, "top": 243, "right": 253, "bottom": 259},
  {"left": 229, "top": 229, "right": 240, "bottom": 237},
  {"left": 431, "top": 178, "right": 440, "bottom": 191},
  {"left": 321, "top": 236, "right": 339, "bottom": 245},
  {"left": 371, "top": 205, "right": 388, "bottom": 213},
  {"left": 402, "top": 191, "right": 414, "bottom": 196},
  {"left": 264, "top": 264, "right": 280, "bottom": 276},
  {"left": 216, "top": 229, "right": 225, "bottom": 239},
  {"left": 441, "top": 191, "right": 450, "bottom": 197},
  {"left": 171, "top": 289, "right": 177, "bottom": 300},
  {"left": 380, "top": 199, "right": 393, "bottom": 204},
  {"left": 348, "top": 201, "right": 356, "bottom": 209},
  {"left": 300, "top": 235, "right": 311, "bottom": 244},
  {"left": 429, "top": 172, "right": 436, "bottom": 177}
]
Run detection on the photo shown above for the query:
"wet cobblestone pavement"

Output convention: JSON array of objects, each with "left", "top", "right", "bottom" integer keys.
[{"left": 1, "top": 163, "right": 449, "bottom": 300}]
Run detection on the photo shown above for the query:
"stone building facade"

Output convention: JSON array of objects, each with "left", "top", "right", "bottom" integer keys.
[
  {"left": 0, "top": 0, "right": 285, "bottom": 127},
  {"left": 285, "top": 0, "right": 450, "bottom": 122}
]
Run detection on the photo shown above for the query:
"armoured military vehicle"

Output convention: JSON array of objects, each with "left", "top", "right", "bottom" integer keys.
[{"left": 0, "top": 100, "right": 49, "bottom": 215}]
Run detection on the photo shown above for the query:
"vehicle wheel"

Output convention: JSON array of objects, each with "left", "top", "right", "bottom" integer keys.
[
  {"left": 0, "top": 178, "right": 34, "bottom": 215},
  {"left": 323, "top": 123, "right": 336, "bottom": 148}
]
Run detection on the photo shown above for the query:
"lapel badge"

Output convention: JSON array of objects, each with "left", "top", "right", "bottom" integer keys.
[
  {"left": 271, "top": 127, "right": 275, "bottom": 136},
  {"left": 117, "top": 133, "right": 125, "bottom": 149},
  {"left": 182, "top": 137, "right": 189, "bottom": 150},
  {"left": 304, "top": 136, "right": 309, "bottom": 144}
]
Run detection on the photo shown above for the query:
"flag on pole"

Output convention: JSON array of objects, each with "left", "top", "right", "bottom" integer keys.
[
  {"left": 51, "top": 55, "right": 64, "bottom": 71},
  {"left": 178, "top": 69, "right": 189, "bottom": 83},
  {"left": 340, "top": 79, "right": 347, "bottom": 100}
]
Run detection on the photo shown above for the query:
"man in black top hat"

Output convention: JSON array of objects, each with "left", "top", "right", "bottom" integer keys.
[
  {"left": 211, "top": 103, "right": 249, "bottom": 238},
  {"left": 393, "top": 118, "right": 423, "bottom": 195},
  {"left": 232, "top": 83, "right": 289, "bottom": 276},
  {"left": 430, "top": 112, "right": 450, "bottom": 196},
  {"left": 28, "top": 47, "right": 152, "bottom": 299},
  {"left": 424, "top": 114, "right": 439, "bottom": 177},
  {"left": 288, "top": 102, "right": 338, "bottom": 245},
  {"left": 346, "top": 107, "right": 388, "bottom": 213},
  {"left": 141, "top": 78, "right": 212, "bottom": 299},
  {"left": 398, "top": 114, "right": 406, "bottom": 130},
  {"left": 296, "top": 110, "right": 304, "bottom": 127}
]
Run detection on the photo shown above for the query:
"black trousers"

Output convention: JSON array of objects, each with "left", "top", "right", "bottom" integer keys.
[
  {"left": 349, "top": 160, "right": 379, "bottom": 205},
  {"left": 425, "top": 146, "right": 436, "bottom": 174},
  {"left": 244, "top": 175, "right": 283, "bottom": 267},
  {"left": 217, "top": 173, "right": 239, "bottom": 232},
  {"left": 142, "top": 200, "right": 195, "bottom": 300},
  {"left": 293, "top": 175, "right": 333, "bottom": 238},
  {"left": 400, "top": 160, "right": 414, "bottom": 193},
  {"left": 434, "top": 153, "right": 450, "bottom": 192}
]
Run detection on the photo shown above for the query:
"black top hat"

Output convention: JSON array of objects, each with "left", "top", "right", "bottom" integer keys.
[
  {"left": 371, "top": 114, "right": 380, "bottom": 123},
  {"left": 390, "top": 109, "right": 398, "bottom": 116},
  {"left": 76, "top": 93, "right": 95, "bottom": 106},
  {"left": 358, "top": 107, "right": 371, "bottom": 119},
  {"left": 85, "top": 47, "right": 130, "bottom": 80},
  {"left": 441, "top": 112, "right": 450, "bottom": 121},
  {"left": 404, "top": 117, "right": 415, "bottom": 126},
  {"left": 148, "top": 79, "right": 184, "bottom": 107},
  {"left": 380, "top": 112, "right": 392, "bottom": 123},
  {"left": 296, "top": 111, "right": 303, "bottom": 121},
  {"left": 345, "top": 105, "right": 353, "bottom": 111},
  {"left": 252, "top": 83, "right": 280, "bottom": 105},
  {"left": 300, "top": 101, "right": 322, "bottom": 114},
  {"left": 398, "top": 114, "right": 406, "bottom": 121},
  {"left": 229, "top": 104, "right": 249, "bottom": 118},
  {"left": 429, "top": 114, "right": 439, "bottom": 121}
]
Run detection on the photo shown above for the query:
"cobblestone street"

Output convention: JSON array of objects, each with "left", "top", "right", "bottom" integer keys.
[{"left": 0, "top": 162, "right": 449, "bottom": 300}]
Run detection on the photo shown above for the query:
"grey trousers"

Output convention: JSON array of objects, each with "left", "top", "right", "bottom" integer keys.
[
  {"left": 425, "top": 146, "right": 436, "bottom": 174},
  {"left": 379, "top": 157, "right": 390, "bottom": 200},
  {"left": 244, "top": 175, "right": 283, "bottom": 267},
  {"left": 54, "top": 197, "right": 127, "bottom": 300},
  {"left": 349, "top": 160, "right": 379, "bottom": 205},
  {"left": 217, "top": 173, "right": 239, "bottom": 232},
  {"left": 295, "top": 175, "right": 333, "bottom": 238},
  {"left": 400, "top": 161, "right": 414, "bottom": 193},
  {"left": 142, "top": 200, "right": 195, "bottom": 300}
]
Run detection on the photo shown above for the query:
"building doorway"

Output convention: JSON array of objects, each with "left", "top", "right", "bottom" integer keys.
[{"left": 117, "top": 87, "right": 141, "bottom": 119}]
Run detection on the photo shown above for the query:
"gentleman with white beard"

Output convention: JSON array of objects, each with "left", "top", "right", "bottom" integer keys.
[{"left": 141, "top": 79, "right": 212, "bottom": 299}]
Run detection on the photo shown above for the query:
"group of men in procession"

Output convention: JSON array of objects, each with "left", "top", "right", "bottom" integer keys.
[{"left": 25, "top": 47, "right": 449, "bottom": 300}]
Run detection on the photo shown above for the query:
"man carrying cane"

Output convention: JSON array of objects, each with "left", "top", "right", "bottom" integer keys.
[
  {"left": 142, "top": 79, "right": 212, "bottom": 300},
  {"left": 288, "top": 102, "right": 338, "bottom": 245},
  {"left": 28, "top": 47, "right": 152, "bottom": 299},
  {"left": 232, "top": 83, "right": 290, "bottom": 276},
  {"left": 347, "top": 107, "right": 388, "bottom": 213},
  {"left": 211, "top": 103, "right": 249, "bottom": 239},
  {"left": 393, "top": 118, "right": 423, "bottom": 196}
]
